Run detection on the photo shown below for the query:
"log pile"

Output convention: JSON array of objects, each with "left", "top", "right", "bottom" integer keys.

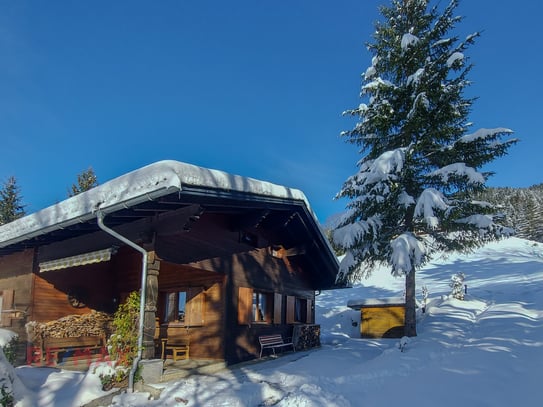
[
  {"left": 292, "top": 324, "right": 321, "bottom": 351},
  {"left": 26, "top": 311, "right": 113, "bottom": 345}
]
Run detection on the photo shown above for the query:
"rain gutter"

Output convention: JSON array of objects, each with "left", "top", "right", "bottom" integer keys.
[{"left": 97, "top": 211, "right": 147, "bottom": 393}]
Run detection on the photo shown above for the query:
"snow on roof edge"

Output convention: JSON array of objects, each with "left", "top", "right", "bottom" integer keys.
[
  {"left": 347, "top": 297, "right": 405, "bottom": 309},
  {"left": 0, "top": 160, "right": 315, "bottom": 249}
]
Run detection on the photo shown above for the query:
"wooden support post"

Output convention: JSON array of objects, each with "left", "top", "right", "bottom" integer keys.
[{"left": 142, "top": 252, "right": 160, "bottom": 359}]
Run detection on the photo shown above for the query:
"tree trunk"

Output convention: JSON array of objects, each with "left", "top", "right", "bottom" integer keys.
[{"left": 404, "top": 267, "right": 417, "bottom": 337}]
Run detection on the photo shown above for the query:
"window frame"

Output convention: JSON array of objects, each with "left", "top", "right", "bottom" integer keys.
[
  {"left": 252, "top": 291, "right": 273, "bottom": 324},
  {"left": 162, "top": 287, "right": 204, "bottom": 327},
  {"left": 164, "top": 291, "right": 187, "bottom": 323},
  {"left": 238, "top": 287, "right": 276, "bottom": 325},
  {"left": 286, "top": 295, "right": 313, "bottom": 324}
]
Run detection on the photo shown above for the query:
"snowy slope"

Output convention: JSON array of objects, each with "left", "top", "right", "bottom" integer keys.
[{"left": 4, "top": 237, "right": 543, "bottom": 406}]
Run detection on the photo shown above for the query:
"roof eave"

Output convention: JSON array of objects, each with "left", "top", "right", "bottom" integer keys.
[{"left": 0, "top": 185, "right": 180, "bottom": 250}]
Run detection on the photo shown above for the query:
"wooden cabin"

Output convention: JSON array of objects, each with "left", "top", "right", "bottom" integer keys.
[
  {"left": 347, "top": 298, "right": 405, "bottom": 338},
  {"left": 0, "top": 160, "right": 339, "bottom": 368}
]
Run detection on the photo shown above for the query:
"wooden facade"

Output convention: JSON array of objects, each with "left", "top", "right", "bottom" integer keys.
[
  {"left": 0, "top": 161, "right": 340, "bottom": 368},
  {"left": 0, "top": 250, "right": 34, "bottom": 345}
]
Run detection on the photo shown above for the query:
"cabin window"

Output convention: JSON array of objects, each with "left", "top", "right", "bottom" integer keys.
[
  {"left": 286, "top": 296, "right": 313, "bottom": 324},
  {"left": 253, "top": 291, "right": 273, "bottom": 323},
  {"left": 295, "top": 298, "right": 307, "bottom": 322},
  {"left": 165, "top": 291, "right": 187, "bottom": 323},
  {"left": 238, "top": 287, "right": 276, "bottom": 324},
  {"left": 163, "top": 287, "right": 204, "bottom": 326}
]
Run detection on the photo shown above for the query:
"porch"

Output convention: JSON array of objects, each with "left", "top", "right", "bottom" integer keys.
[{"left": 159, "top": 358, "right": 227, "bottom": 382}]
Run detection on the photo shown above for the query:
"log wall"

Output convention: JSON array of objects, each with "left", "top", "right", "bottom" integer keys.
[
  {"left": 0, "top": 249, "right": 34, "bottom": 343},
  {"left": 31, "top": 260, "right": 116, "bottom": 321},
  {"left": 111, "top": 246, "right": 144, "bottom": 302}
]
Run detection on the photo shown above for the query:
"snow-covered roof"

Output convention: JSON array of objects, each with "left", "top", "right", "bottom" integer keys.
[
  {"left": 0, "top": 160, "right": 314, "bottom": 249},
  {"left": 347, "top": 297, "right": 405, "bottom": 310}
]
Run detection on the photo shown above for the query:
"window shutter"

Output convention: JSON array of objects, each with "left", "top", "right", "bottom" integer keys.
[
  {"left": 273, "top": 293, "right": 282, "bottom": 324},
  {"left": 238, "top": 287, "right": 253, "bottom": 325},
  {"left": 186, "top": 287, "right": 204, "bottom": 326},
  {"left": 306, "top": 299, "right": 313, "bottom": 324},
  {"left": 165, "top": 292, "right": 177, "bottom": 322},
  {"left": 0, "top": 290, "right": 14, "bottom": 327},
  {"left": 286, "top": 295, "right": 295, "bottom": 324}
]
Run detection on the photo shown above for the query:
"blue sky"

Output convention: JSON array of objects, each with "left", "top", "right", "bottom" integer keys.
[{"left": 1, "top": 0, "right": 541, "bottom": 224}]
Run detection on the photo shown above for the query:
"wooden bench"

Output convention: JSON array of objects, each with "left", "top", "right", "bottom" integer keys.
[
  {"left": 42, "top": 335, "right": 106, "bottom": 366},
  {"left": 161, "top": 336, "right": 190, "bottom": 361},
  {"left": 258, "top": 334, "right": 295, "bottom": 358}
]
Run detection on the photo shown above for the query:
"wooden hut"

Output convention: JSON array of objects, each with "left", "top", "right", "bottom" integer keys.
[
  {"left": 0, "top": 160, "right": 340, "bottom": 369},
  {"left": 347, "top": 297, "right": 405, "bottom": 338}
]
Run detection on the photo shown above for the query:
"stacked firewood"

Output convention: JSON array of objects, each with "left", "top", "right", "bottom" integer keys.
[
  {"left": 26, "top": 311, "right": 113, "bottom": 345},
  {"left": 293, "top": 324, "right": 321, "bottom": 351}
]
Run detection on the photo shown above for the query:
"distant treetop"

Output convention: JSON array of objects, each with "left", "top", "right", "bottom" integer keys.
[
  {"left": 0, "top": 176, "right": 26, "bottom": 225},
  {"left": 68, "top": 167, "right": 99, "bottom": 197}
]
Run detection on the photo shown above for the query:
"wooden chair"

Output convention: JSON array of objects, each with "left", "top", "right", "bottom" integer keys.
[{"left": 161, "top": 333, "right": 190, "bottom": 361}]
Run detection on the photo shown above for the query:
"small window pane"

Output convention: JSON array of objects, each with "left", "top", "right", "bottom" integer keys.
[
  {"left": 178, "top": 292, "right": 186, "bottom": 322},
  {"left": 252, "top": 291, "right": 271, "bottom": 323},
  {"left": 165, "top": 291, "right": 187, "bottom": 323},
  {"left": 295, "top": 298, "right": 307, "bottom": 323}
]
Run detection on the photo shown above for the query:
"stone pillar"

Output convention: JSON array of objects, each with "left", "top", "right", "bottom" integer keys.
[{"left": 142, "top": 252, "right": 160, "bottom": 359}]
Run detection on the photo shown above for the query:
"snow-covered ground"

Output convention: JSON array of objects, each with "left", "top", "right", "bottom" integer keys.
[{"left": 2, "top": 237, "right": 542, "bottom": 406}]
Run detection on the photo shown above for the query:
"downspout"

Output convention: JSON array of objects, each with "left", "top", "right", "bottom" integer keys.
[{"left": 97, "top": 211, "right": 147, "bottom": 393}]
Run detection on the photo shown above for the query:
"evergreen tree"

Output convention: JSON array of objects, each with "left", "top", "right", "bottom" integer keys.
[
  {"left": 530, "top": 185, "right": 543, "bottom": 242},
  {"left": 68, "top": 167, "right": 98, "bottom": 197},
  {"left": 473, "top": 184, "right": 543, "bottom": 243},
  {"left": 0, "top": 176, "right": 26, "bottom": 225},
  {"left": 449, "top": 272, "right": 465, "bottom": 300},
  {"left": 334, "top": 0, "right": 517, "bottom": 336},
  {"left": 324, "top": 226, "right": 346, "bottom": 257}
]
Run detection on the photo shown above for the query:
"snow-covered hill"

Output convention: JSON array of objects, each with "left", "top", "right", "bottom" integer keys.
[{"left": 3, "top": 237, "right": 543, "bottom": 406}]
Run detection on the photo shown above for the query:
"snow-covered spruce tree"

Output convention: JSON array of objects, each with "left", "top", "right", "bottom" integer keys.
[
  {"left": 449, "top": 272, "right": 465, "bottom": 300},
  {"left": 68, "top": 166, "right": 98, "bottom": 197},
  {"left": 334, "top": 0, "right": 517, "bottom": 337},
  {"left": 0, "top": 176, "right": 25, "bottom": 225}
]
